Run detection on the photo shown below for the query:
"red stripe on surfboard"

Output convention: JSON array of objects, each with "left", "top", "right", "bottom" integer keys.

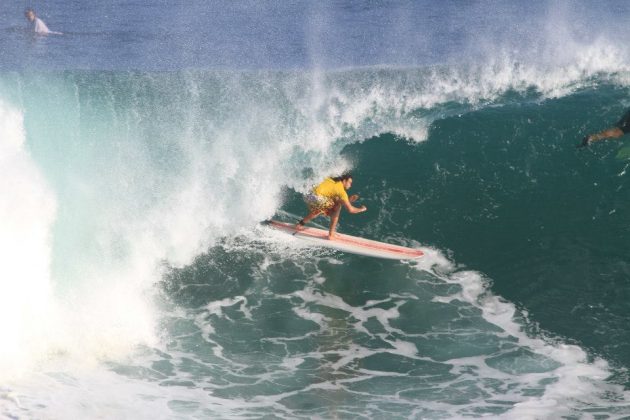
[{"left": 267, "top": 220, "right": 423, "bottom": 258}]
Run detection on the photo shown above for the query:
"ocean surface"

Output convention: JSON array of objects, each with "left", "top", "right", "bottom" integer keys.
[{"left": 2, "top": 1, "right": 630, "bottom": 418}]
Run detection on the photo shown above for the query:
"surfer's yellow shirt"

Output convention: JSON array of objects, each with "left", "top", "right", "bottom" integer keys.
[{"left": 313, "top": 178, "right": 349, "bottom": 202}]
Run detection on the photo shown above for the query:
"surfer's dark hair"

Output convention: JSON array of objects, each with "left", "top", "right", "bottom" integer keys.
[{"left": 331, "top": 173, "right": 352, "bottom": 182}]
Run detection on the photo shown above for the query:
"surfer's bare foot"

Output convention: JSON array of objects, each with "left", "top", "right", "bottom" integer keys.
[
  {"left": 328, "top": 232, "right": 337, "bottom": 240},
  {"left": 295, "top": 220, "right": 306, "bottom": 231}
]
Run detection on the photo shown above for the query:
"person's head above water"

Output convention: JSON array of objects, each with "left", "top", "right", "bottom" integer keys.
[
  {"left": 24, "top": 8, "right": 36, "bottom": 22},
  {"left": 331, "top": 173, "right": 353, "bottom": 189}
]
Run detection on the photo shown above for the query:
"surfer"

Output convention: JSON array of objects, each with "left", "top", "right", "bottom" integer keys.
[
  {"left": 578, "top": 109, "right": 630, "bottom": 147},
  {"left": 296, "top": 174, "right": 367, "bottom": 240},
  {"left": 24, "top": 8, "right": 60, "bottom": 35}
]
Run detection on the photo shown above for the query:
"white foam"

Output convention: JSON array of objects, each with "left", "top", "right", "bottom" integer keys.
[
  {"left": 412, "top": 250, "right": 630, "bottom": 418},
  {"left": 0, "top": 100, "right": 157, "bottom": 382},
  {"left": 0, "top": 101, "right": 58, "bottom": 379},
  {"left": 2, "top": 366, "right": 278, "bottom": 420}
]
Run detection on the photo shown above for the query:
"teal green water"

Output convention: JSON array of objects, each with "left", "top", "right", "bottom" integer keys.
[{"left": 2, "top": 70, "right": 630, "bottom": 417}]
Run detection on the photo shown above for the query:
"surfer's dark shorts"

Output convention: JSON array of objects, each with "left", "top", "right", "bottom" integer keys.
[
  {"left": 615, "top": 109, "right": 630, "bottom": 134},
  {"left": 304, "top": 193, "right": 335, "bottom": 215}
]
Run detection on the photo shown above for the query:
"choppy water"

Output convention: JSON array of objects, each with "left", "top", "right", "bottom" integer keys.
[{"left": 2, "top": 1, "right": 630, "bottom": 418}]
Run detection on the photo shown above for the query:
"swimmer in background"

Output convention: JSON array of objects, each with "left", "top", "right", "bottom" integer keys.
[
  {"left": 24, "top": 8, "right": 61, "bottom": 35},
  {"left": 296, "top": 173, "right": 367, "bottom": 240},
  {"left": 578, "top": 109, "right": 630, "bottom": 147}
]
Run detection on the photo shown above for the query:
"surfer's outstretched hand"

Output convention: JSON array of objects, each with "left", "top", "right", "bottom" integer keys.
[{"left": 349, "top": 194, "right": 359, "bottom": 202}]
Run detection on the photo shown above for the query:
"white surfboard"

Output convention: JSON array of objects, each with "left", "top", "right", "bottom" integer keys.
[{"left": 264, "top": 220, "right": 423, "bottom": 260}]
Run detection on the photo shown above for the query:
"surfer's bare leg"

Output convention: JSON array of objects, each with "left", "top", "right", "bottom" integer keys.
[
  {"left": 296, "top": 210, "right": 321, "bottom": 230},
  {"left": 328, "top": 202, "right": 343, "bottom": 240}
]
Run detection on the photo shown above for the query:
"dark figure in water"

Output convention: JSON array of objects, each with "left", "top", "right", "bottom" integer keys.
[{"left": 579, "top": 109, "right": 630, "bottom": 147}]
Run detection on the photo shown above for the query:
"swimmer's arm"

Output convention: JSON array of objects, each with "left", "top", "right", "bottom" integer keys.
[
  {"left": 581, "top": 127, "right": 625, "bottom": 147},
  {"left": 589, "top": 127, "right": 625, "bottom": 142}
]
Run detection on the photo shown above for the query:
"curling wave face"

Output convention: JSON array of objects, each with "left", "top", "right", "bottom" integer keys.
[{"left": 1, "top": 63, "right": 630, "bottom": 417}]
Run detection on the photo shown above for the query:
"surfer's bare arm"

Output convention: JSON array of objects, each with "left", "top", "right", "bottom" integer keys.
[
  {"left": 589, "top": 128, "right": 624, "bottom": 142},
  {"left": 343, "top": 198, "right": 366, "bottom": 214},
  {"left": 580, "top": 128, "right": 624, "bottom": 148},
  {"left": 581, "top": 110, "right": 630, "bottom": 147}
]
